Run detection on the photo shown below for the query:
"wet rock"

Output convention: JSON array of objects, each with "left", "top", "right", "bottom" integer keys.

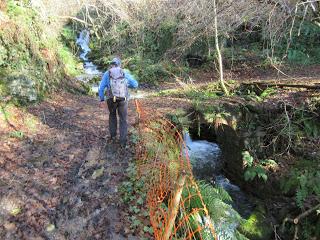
[
  {"left": 91, "top": 167, "right": 104, "bottom": 179},
  {"left": 78, "top": 147, "right": 102, "bottom": 176},
  {"left": 46, "top": 224, "right": 55, "bottom": 232},
  {"left": 216, "top": 124, "right": 245, "bottom": 184}
]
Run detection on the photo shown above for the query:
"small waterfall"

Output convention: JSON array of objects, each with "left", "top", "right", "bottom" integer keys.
[
  {"left": 75, "top": 30, "right": 150, "bottom": 99},
  {"left": 184, "top": 132, "right": 254, "bottom": 239},
  {"left": 76, "top": 30, "right": 90, "bottom": 61},
  {"left": 76, "top": 30, "right": 102, "bottom": 92},
  {"left": 184, "top": 132, "right": 222, "bottom": 178}
]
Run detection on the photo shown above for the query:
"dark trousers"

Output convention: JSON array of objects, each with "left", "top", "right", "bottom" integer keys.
[{"left": 107, "top": 98, "right": 128, "bottom": 143}]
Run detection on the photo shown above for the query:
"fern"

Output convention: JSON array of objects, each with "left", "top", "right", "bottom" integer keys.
[
  {"left": 182, "top": 181, "right": 246, "bottom": 239},
  {"left": 296, "top": 187, "right": 308, "bottom": 209},
  {"left": 283, "top": 169, "right": 320, "bottom": 209}
]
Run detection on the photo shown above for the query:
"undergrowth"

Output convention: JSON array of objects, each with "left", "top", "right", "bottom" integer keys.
[
  {"left": 119, "top": 162, "right": 153, "bottom": 239},
  {"left": 0, "top": 1, "right": 82, "bottom": 105}
]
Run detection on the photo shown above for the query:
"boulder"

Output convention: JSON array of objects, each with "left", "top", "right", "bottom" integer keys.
[{"left": 7, "top": 74, "right": 38, "bottom": 103}]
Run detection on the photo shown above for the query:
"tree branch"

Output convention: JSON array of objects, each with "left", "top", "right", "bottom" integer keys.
[
  {"left": 58, "top": 16, "right": 89, "bottom": 25},
  {"left": 281, "top": 203, "right": 320, "bottom": 239}
]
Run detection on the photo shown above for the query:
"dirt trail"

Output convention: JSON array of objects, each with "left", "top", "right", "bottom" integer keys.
[
  {"left": 2, "top": 72, "right": 318, "bottom": 239},
  {"left": 0, "top": 92, "right": 142, "bottom": 240}
]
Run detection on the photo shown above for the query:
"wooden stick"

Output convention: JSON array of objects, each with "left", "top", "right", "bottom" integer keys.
[
  {"left": 58, "top": 16, "right": 89, "bottom": 25},
  {"left": 293, "top": 203, "right": 320, "bottom": 224},
  {"left": 281, "top": 203, "right": 320, "bottom": 239},
  {"left": 162, "top": 171, "right": 187, "bottom": 240}
]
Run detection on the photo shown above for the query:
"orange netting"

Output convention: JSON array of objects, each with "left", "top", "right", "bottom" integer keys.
[{"left": 135, "top": 100, "right": 217, "bottom": 240}]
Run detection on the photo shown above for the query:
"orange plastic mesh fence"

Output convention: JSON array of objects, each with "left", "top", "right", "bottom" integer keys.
[{"left": 135, "top": 100, "right": 217, "bottom": 240}]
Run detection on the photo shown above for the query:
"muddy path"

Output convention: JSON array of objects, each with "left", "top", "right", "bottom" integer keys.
[
  {"left": 1, "top": 73, "right": 319, "bottom": 239},
  {"left": 0, "top": 92, "right": 144, "bottom": 240},
  {"left": 0, "top": 80, "right": 192, "bottom": 239}
]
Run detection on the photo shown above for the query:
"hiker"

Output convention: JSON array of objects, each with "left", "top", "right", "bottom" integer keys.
[{"left": 98, "top": 57, "right": 138, "bottom": 147}]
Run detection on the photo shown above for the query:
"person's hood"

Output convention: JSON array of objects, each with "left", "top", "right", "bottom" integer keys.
[{"left": 111, "top": 58, "right": 121, "bottom": 67}]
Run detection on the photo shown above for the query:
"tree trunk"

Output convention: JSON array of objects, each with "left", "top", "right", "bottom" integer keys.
[{"left": 213, "top": 0, "right": 229, "bottom": 96}]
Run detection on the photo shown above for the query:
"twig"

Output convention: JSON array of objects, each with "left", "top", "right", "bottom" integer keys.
[
  {"left": 298, "top": 4, "right": 309, "bottom": 36},
  {"left": 273, "top": 224, "right": 282, "bottom": 240},
  {"left": 58, "top": 16, "right": 90, "bottom": 25},
  {"left": 283, "top": 102, "right": 292, "bottom": 153},
  {"left": 42, "top": 111, "right": 47, "bottom": 125},
  {"left": 293, "top": 203, "right": 320, "bottom": 224},
  {"left": 281, "top": 203, "right": 320, "bottom": 239},
  {"left": 242, "top": 81, "right": 320, "bottom": 90},
  {"left": 162, "top": 171, "right": 187, "bottom": 240},
  {"left": 268, "top": 59, "right": 299, "bottom": 80}
]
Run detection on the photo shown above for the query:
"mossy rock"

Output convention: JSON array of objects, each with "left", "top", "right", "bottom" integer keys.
[
  {"left": 239, "top": 205, "right": 273, "bottom": 240},
  {"left": 6, "top": 74, "right": 38, "bottom": 104}
]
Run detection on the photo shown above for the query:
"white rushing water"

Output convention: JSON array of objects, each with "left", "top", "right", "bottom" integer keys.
[
  {"left": 184, "top": 132, "right": 222, "bottom": 175},
  {"left": 76, "top": 30, "right": 102, "bottom": 93},
  {"left": 75, "top": 30, "right": 149, "bottom": 98},
  {"left": 76, "top": 30, "right": 102, "bottom": 76},
  {"left": 75, "top": 29, "right": 155, "bottom": 99},
  {"left": 184, "top": 132, "right": 253, "bottom": 239}
]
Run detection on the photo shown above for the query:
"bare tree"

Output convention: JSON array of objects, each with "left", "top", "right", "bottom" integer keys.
[
  {"left": 213, "top": 0, "right": 229, "bottom": 95},
  {"left": 32, "top": 0, "right": 319, "bottom": 80}
]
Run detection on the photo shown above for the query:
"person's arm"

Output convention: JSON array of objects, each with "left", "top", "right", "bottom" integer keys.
[
  {"left": 98, "top": 71, "right": 110, "bottom": 101},
  {"left": 124, "top": 72, "right": 138, "bottom": 89}
]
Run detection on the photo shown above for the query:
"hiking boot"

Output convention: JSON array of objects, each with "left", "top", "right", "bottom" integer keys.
[
  {"left": 108, "top": 136, "right": 116, "bottom": 143},
  {"left": 120, "top": 140, "right": 127, "bottom": 148}
]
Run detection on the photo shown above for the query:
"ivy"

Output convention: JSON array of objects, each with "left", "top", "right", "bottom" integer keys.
[{"left": 242, "top": 151, "right": 278, "bottom": 182}]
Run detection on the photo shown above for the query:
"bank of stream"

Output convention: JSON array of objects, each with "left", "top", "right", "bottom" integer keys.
[
  {"left": 185, "top": 130, "right": 261, "bottom": 239},
  {"left": 185, "top": 132, "right": 254, "bottom": 217},
  {"left": 74, "top": 29, "right": 320, "bottom": 239},
  {"left": 184, "top": 88, "right": 320, "bottom": 239},
  {"left": 75, "top": 30, "right": 272, "bottom": 239}
]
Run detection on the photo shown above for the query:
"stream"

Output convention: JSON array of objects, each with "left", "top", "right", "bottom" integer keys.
[
  {"left": 76, "top": 29, "right": 254, "bottom": 239},
  {"left": 185, "top": 132, "right": 254, "bottom": 239},
  {"left": 76, "top": 30, "right": 102, "bottom": 93},
  {"left": 76, "top": 30, "right": 148, "bottom": 99}
]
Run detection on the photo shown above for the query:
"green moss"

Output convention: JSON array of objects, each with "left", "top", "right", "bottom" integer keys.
[
  {"left": 57, "top": 44, "right": 81, "bottom": 77},
  {"left": 239, "top": 206, "right": 273, "bottom": 240},
  {"left": 166, "top": 108, "right": 190, "bottom": 131},
  {"left": 60, "top": 26, "right": 77, "bottom": 49},
  {"left": 7, "top": 1, "right": 34, "bottom": 20},
  {"left": 0, "top": 2, "right": 84, "bottom": 104}
]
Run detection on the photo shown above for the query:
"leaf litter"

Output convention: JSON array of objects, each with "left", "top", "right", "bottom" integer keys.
[{"left": 0, "top": 92, "right": 139, "bottom": 240}]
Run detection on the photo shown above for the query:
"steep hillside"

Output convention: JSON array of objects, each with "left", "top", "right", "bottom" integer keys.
[{"left": 0, "top": 0, "right": 82, "bottom": 104}]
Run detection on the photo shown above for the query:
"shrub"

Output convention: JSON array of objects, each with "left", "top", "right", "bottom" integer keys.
[{"left": 0, "top": 1, "right": 82, "bottom": 104}]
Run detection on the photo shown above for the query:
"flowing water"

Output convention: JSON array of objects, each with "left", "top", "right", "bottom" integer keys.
[
  {"left": 76, "top": 30, "right": 150, "bottom": 99},
  {"left": 76, "top": 29, "right": 152, "bottom": 99},
  {"left": 76, "top": 30, "right": 102, "bottom": 93},
  {"left": 184, "top": 132, "right": 254, "bottom": 239},
  {"left": 75, "top": 29, "right": 253, "bottom": 238}
]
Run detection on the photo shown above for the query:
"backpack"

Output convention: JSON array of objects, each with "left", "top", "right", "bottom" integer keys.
[{"left": 109, "top": 66, "right": 128, "bottom": 101}]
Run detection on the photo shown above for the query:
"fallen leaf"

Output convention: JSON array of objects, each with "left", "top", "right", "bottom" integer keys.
[
  {"left": 4, "top": 222, "right": 16, "bottom": 231},
  {"left": 46, "top": 224, "right": 55, "bottom": 232},
  {"left": 10, "top": 207, "right": 21, "bottom": 216},
  {"left": 92, "top": 167, "right": 104, "bottom": 179}
]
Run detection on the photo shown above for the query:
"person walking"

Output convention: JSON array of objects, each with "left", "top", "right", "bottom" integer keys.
[{"left": 98, "top": 57, "right": 138, "bottom": 147}]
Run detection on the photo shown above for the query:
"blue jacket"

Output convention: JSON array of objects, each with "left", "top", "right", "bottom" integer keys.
[{"left": 98, "top": 69, "right": 138, "bottom": 101}]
